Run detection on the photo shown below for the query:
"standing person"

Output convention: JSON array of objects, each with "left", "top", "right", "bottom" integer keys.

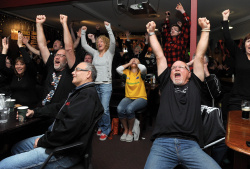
[
  {"left": 81, "top": 21, "right": 115, "bottom": 141},
  {"left": 0, "top": 33, "right": 39, "bottom": 108},
  {"left": 125, "top": 31, "right": 149, "bottom": 65},
  {"left": 0, "top": 61, "right": 104, "bottom": 169},
  {"left": 22, "top": 34, "right": 63, "bottom": 57},
  {"left": 116, "top": 58, "right": 147, "bottom": 142},
  {"left": 144, "top": 18, "right": 220, "bottom": 169},
  {"left": 222, "top": 9, "right": 250, "bottom": 111},
  {"left": 162, "top": 2, "right": 191, "bottom": 67}
]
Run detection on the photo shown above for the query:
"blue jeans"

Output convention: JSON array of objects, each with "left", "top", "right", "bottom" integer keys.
[
  {"left": 95, "top": 83, "right": 112, "bottom": 135},
  {"left": 144, "top": 137, "right": 221, "bottom": 169},
  {"left": 117, "top": 98, "right": 147, "bottom": 119},
  {"left": 0, "top": 135, "right": 81, "bottom": 169}
]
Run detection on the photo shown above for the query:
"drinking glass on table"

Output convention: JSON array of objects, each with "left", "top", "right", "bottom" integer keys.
[{"left": 241, "top": 100, "right": 250, "bottom": 119}]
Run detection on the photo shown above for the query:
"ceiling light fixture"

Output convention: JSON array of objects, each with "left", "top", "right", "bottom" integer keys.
[{"left": 117, "top": 0, "right": 156, "bottom": 16}]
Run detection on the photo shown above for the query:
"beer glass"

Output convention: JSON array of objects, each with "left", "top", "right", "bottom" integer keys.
[{"left": 241, "top": 100, "right": 250, "bottom": 119}]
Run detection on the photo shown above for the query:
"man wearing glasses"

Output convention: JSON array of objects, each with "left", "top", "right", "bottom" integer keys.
[
  {"left": 0, "top": 61, "right": 104, "bottom": 169},
  {"left": 144, "top": 17, "right": 221, "bottom": 168},
  {"left": 161, "top": 3, "right": 191, "bottom": 67},
  {"left": 27, "top": 14, "right": 77, "bottom": 119}
]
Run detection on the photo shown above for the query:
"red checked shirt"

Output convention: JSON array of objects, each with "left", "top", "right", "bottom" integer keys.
[{"left": 162, "top": 13, "right": 191, "bottom": 67}]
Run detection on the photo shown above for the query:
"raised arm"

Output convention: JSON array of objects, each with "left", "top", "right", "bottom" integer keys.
[
  {"left": 22, "top": 36, "right": 40, "bottom": 56},
  {"left": 88, "top": 33, "right": 96, "bottom": 49},
  {"left": 176, "top": 3, "right": 190, "bottom": 39},
  {"left": 146, "top": 21, "right": 167, "bottom": 76},
  {"left": 162, "top": 11, "right": 171, "bottom": 36},
  {"left": 69, "top": 22, "right": 76, "bottom": 42},
  {"left": 18, "top": 33, "right": 37, "bottom": 76},
  {"left": 81, "top": 26, "right": 96, "bottom": 55},
  {"left": 140, "top": 33, "right": 149, "bottom": 56},
  {"left": 104, "top": 21, "right": 116, "bottom": 54},
  {"left": 73, "top": 28, "right": 81, "bottom": 49},
  {"left": 135, "top": 58, "right": 147, "bottom": 75},
  {"left": 36, "top": 15, "right": 50, "bottom": 64},
  {"left": 193, "top": 18, "right": 210, "bottom": 81},
  {"left": 1, "top": 37, "right": 8, "bottom": 55},
  {"left": 221, "top": 9, "right": 237, "bottom": 58},
  {"left": 125, "top": 31, "right": 133, "bottom": 56},
  {"left": 116, "top": 58, "right": 133, "bottom": 75},
  {"left": 60, "top": 14, "right": 75, "bottom": 69},
  {"left": 0, "top": 38, "right": 13, "bottom": 75}
]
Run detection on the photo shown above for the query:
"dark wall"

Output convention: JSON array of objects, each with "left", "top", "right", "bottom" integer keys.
[{"left": 0, "top": 12, "right": 63, "bottom": 60}]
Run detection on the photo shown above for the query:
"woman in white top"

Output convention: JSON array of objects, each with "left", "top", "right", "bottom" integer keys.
[{"left": 81, "top": 21, "right": 115, "bottom": 141}]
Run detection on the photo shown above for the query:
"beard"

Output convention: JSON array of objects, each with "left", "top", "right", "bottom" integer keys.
[
  {"left": 54, "top": 62, "right": 67, "bottom": 71},
  {"left": 172, "top": 78, "right": 184, "bottom": 86}
]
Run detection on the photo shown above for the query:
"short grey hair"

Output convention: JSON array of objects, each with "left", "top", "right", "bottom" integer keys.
[
  {"left": 85, "top": 53, "right": 93, "bottom": 59},
  {"left": 204, "top": 55, "right": 209, "bottom": 64},
  {"left": 85, "top": 62, "right": 97, "bottom": 81}
]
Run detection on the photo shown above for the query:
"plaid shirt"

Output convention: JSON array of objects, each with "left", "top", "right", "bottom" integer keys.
[{"left": 162, "top": 13, "right": 191, "bottom": 67}]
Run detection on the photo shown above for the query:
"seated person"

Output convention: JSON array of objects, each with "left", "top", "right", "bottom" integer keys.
[
  {"left": 116, "top": 58, "right": 147, "bottom": 142},
  {"left": 0, "top": 33, "right": 39, "bottom": 109},
  {"left": 84, "top": 53, "right": 93, "bottom": 63},
  {"left": 0, "top": 62, "right": 104, "bottom": 168},
  {"left": 27, "top": 14, "right": 77, "bottom": 119},
  {"left": 144, "top": 18, "right": 221, "bottom": 168}
]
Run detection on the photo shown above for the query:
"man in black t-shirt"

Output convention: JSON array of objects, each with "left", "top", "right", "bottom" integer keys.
[
  {"left": 144, "top": 18, "right": 221, "bottom": 169},
  {"left": 26, "top": 14, "right": 76, "bottom": 119}
]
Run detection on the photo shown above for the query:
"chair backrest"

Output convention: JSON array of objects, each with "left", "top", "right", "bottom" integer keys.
[
  {"left": 81, "top": 110, "right": 104, "bottom": 156},
  {"left": 201, "top": 105, "right": 225, "bottom": 148},
  {"left": 69, "top": 110, "right": 104, "bottom": 169}
]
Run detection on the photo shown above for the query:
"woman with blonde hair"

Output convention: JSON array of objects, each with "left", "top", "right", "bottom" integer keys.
[{"left": 81, "top": 21, "right": 115, "bottom": 141}]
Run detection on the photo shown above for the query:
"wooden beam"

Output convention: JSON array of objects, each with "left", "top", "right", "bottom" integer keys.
[
  {"left": 0, "top": 0, "right": 73, "bottom": 9},
  {"left": 190, "top": 0, "right": 197, "bottom": 60}
]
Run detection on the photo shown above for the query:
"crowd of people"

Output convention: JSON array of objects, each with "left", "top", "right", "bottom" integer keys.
[{"left": 0, "top": 2, "right": 249, "bottom": 168}]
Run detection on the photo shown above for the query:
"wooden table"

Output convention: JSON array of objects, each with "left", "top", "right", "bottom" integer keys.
[
  {"left": 226, "top": 110, "right": 250, "bottom": 169},
  {"left": 0, "top": 109, "right": 41, "bottom": 135}
]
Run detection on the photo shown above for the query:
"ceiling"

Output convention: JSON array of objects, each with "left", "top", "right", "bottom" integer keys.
[{"left": 1, "top": 0, "right": 250, "bottom": 42}]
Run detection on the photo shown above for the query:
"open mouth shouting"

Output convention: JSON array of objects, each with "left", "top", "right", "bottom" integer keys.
[
  {"left": 54, "top": 60, "right": 60, "bottom": 66},
  {"left": 174, "top": 72, "right": 181, "bottom": 79}
]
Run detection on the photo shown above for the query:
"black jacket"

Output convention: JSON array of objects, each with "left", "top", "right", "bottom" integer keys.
[
  {"left": 201, "top": 74, "right": 221, "bottom": 107},
  {"left": 37, "top": 83, "right": 104, "bottom": 155}
]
